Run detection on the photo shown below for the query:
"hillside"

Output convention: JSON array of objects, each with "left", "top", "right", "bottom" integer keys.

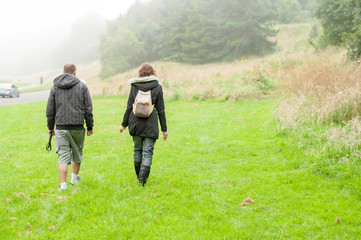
[
  {"left": 85, "top": 23, "right": 316, "bottom": 98},
  {"left": 15, "top": 22, "right": 347, "bottom": 101}
]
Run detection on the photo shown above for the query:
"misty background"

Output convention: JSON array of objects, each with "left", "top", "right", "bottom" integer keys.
[
  {"left": 2, "top": 0, "right": 360, "bottom": 84},
  {"left": 0, "top": 0, "right": 148, "bottom": 79}
]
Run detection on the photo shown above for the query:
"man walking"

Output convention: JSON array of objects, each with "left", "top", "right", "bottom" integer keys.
[{"left": 46, "top": 63, "right": 94, "bottom": 191}]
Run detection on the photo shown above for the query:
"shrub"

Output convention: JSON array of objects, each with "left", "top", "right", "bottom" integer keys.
[
  {"left": 275, "top": 52, "right": 361, "bottom": 128},
  {"left": 323, "top": 117, "right": 361, "bottom": 160}
]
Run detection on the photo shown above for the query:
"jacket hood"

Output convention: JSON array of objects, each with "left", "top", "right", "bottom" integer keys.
[
  {"left": 54, "top": 73, "right": 81, "bottom": 89},
  {"left": 129, "top": 75, "right": 160, "bottom": 91}
]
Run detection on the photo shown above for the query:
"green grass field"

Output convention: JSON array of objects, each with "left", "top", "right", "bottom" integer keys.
[
  {"left": 19, "top": 85, "right": 52, "bottom": 93},
  {"left": 1, "top": 97, "right": 360, "bottom": 239}
]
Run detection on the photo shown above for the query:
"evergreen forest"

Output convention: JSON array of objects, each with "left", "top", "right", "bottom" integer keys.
[{"left": 99, "top": 0, "right": 316, "bottom": 78}]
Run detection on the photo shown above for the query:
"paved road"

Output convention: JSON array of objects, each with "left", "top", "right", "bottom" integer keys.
[{"left": 0, "top": 90, "right": 50, "bottom": 107}]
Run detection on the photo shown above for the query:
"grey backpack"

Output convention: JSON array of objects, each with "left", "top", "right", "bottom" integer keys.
[{"left": 133, "top": 90, "right": 154, "bottom": 118}]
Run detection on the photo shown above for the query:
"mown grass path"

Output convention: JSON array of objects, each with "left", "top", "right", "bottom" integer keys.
[{"left": 0, "top": 98, "right": 360, "bottom": 239}]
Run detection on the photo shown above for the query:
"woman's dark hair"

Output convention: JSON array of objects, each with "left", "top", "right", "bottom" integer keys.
[{"left": 138, "top": 63, "right": 156, "bottom": 77}]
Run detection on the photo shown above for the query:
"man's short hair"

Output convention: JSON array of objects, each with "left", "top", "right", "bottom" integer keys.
[{"left": 63, "top": 63, "right": 76, "bottom": 74}]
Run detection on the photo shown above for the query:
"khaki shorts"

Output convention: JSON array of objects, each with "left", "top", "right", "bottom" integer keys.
[{"left": 55, "top": 129, "right": 85, "bottom": 165}]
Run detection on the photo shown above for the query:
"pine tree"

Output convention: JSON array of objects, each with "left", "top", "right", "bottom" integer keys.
[{"left": 99, "top": 0, "right": 278, "bottom": 76}]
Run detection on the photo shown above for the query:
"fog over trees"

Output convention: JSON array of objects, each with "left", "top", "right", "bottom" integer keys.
[
  {"left": 315, "top": 0, "right": 361, "bottom": 61},
  {"left": 52, "top": 13, "right": 106, "bottom": 67},
  {"left": 3, "top": 0, "right": 361, "bottom": 79},
  {"left": 0, "top": 13, "right": 106, "bottom": 78},
  {"left": 99, "top": 0, "right": 316, "bottom": 78},
  {"left": 0, "top": 0, "right": 141, "bottom": 78}
]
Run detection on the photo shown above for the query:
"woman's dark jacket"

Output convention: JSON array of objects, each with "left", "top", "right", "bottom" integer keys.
[{"left": 121, "top": 75, "right": 167, "bottom": 139}]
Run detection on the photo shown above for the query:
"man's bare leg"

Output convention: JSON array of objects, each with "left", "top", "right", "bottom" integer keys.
[
  {"left": 59, "top": 164, "right": 68, "bottom": 190},
  {"left": 72, "top": 162, "right": 81, "bottom": 174},
  {"left": 71, "top": 162, "right": 81, "bottom": 184}
]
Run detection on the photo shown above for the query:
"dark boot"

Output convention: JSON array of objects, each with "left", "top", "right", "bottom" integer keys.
[
  {"left": 134, "top": 162, "right": 141, "bottom": 180},
  {"left": 138, "top": 165, "right": 151, "bottom": 187}
]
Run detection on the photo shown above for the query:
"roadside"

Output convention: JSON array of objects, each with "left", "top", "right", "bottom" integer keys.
[
  {"left": 0, "top": 89, "right": 50, "bottom": 107},
  {"left": 19, "top": 84, "right": 52, "bottom": 93}
]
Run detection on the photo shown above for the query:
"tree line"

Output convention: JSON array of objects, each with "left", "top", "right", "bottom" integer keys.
[
  {"left": 314, "top": 0, "right": 361, "bottom": 61},
  {"left": 47, "top": 0, "right": 361, "bottom": 78},
  {"left": 99, "top": 0, "right": 315, "bottom": 78}
]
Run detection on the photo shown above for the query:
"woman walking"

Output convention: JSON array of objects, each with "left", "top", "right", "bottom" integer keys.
[{"left": 119, "top": 63, "right": 168, "bottom": 186}]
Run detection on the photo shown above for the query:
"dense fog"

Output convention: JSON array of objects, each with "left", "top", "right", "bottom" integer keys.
[{"left": 0, "top": 0, "right": 142, "bottom": 79}]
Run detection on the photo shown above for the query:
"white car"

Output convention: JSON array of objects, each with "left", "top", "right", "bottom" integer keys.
[{"left": 0, "top": 83, "right": 20, "bottom": 98}]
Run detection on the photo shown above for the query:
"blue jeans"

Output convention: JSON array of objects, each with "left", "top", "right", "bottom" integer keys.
[{"left": 132, "top": 136, "right": 156, "bottom": 167}]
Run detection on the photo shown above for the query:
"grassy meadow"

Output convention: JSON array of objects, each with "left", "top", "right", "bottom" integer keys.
[
  {"left": 1, "top": 23, "right": 361, "bottom": 239},
  {"left": 1, "top": 97, "right": 361, "bottom": 239}
]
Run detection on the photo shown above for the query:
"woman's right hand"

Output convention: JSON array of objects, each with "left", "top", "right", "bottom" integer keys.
[
  {"left": 162, "top": 132, "right": 168, "bottom": 141},
  {"left": 119, "top": 126, "right": 126, "bottom": 133}
]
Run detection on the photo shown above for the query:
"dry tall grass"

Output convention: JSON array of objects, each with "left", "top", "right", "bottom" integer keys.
[
  {"left": 86, "top": 60, "right": 277, "bottom": 101},
  {"left": 275, "top": 49, "right": 361, "bottom": 129},
  {"left": 84, "top": 24, "right": 313, "bottom": 100},
  {"left": 323, "top": 117, "right": 361, "bottom": 161},
  {"left": 12, "top": 23, "right": 311, "bottom": 100},
  {"left": 274, "top": 47, "right": 361, "bottom": 164}
]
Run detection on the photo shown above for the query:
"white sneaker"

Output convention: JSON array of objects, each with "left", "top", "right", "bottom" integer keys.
[
  {"left": 71, "top": 176, "right": 81, "bottom": 185},
  {"left": 58, "top": 186, "right": 67, "bottom": 191}
]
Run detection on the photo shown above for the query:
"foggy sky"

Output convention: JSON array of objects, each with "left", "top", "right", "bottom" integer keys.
[{"left": 0, "top": 0, "right": 146, "bottom": 79}]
